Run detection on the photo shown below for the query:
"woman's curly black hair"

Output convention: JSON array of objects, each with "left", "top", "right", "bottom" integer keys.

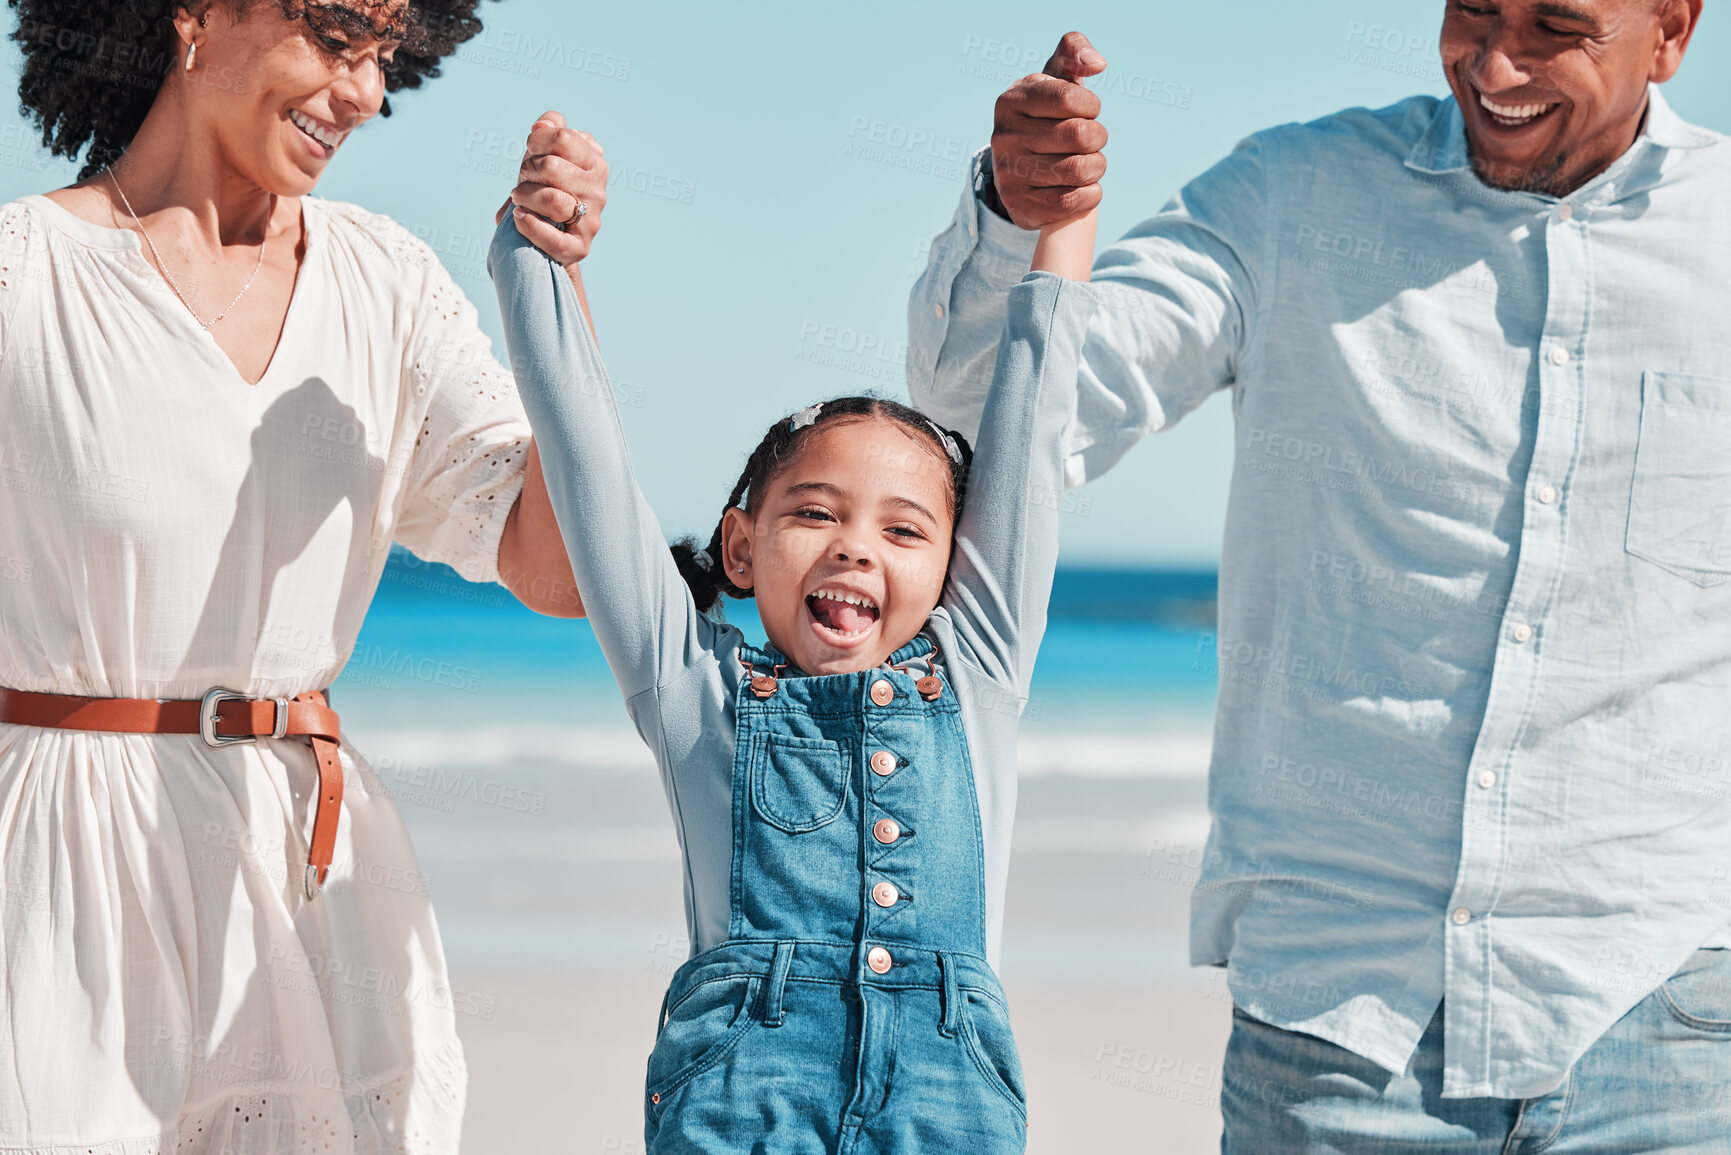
[{"left": 7, "top": 0, "right": 497, "bottom": 178}]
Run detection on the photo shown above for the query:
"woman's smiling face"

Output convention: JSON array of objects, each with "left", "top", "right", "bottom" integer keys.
[
  {"left": 720, "top": 417, "right": 957, "bottom": 677},
  {"left": 182, "top": 1, "right": 405, "bottom": 196}
]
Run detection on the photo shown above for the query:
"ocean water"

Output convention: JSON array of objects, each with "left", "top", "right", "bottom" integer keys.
[{"left": 335, "top": 547, "right": 1221, "bottom": 769}]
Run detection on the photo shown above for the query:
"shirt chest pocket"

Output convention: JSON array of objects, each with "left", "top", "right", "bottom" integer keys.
[
  {"left": 1626, "top": 371, "right": 1731, "bottom": 587},
  {"left": 749, "top": 734, "right": 852, "bottom": 833}
]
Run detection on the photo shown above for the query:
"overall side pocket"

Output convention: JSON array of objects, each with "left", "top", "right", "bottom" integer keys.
[
  {"left": 1626, "top": 371, "right": 1731, "bottom": 587},
  {"left": 960, "top": 986, "right": 1029, "bottom": 1118}
]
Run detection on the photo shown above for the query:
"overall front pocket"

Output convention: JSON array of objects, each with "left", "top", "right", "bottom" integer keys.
[
  {"left": 1626, "top": 371, "right": 1731, "bottom": 587},
  {"left": 749, "top": 733, "right": 851, "bottom": 833},
  {"left": 646, "top": 975, "right": 762, "bottom": 1105}
]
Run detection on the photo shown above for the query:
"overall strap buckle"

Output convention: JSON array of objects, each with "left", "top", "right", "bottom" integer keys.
[
  {"left": 747, "top": 660, "right": 788, "bottom": 699},
  {"left": 892, "top": 640, "right": 945, "bottom": 701}
]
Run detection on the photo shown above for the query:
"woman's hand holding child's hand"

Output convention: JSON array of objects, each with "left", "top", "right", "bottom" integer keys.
[{"left": 495, "top": 110, "right": 608, "bottom": 265}]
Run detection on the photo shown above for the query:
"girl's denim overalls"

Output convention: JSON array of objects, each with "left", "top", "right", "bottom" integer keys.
[
  {"left": 492, "top": 222, "right": 1094, "bottom": 1152},
  {"left": 643, "top": 638, "right": 1028, "bottom": 1154}
]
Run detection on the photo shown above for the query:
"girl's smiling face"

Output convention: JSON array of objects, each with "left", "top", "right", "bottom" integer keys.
[{"left": 719, "top": 417, "right": 957, "bottom": 676}]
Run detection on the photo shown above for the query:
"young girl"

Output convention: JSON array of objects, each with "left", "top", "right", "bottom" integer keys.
[{"left": 489, "top": 200, "right": 1096, "bottom": 1150}]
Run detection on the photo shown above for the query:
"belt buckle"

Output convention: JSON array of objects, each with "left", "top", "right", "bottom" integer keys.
[{"left": 199, "top": 687, "right": 288, "bottom": 748}]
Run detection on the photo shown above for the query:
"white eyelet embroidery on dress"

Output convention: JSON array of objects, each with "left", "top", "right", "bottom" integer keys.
[{"left": 317, "top": 199, "right": 532, "bottom": 586}]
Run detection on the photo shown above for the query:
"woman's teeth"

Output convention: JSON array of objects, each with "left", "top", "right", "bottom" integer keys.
[
  {"left": 289, "top": 110, "right": 343, "bottom": 150},
  {"left": 1479, "top": 93, "right": 1557, "bottom": 125}
]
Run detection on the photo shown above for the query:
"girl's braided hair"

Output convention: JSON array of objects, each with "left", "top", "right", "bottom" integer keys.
[
  {"left": 672, "top": 396, "right": 974, "bottom": 616},
  {"left": 7, "top": 0, "right": 496, "bottom": 179}
]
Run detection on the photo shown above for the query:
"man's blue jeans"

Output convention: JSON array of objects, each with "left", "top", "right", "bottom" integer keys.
[{"left": 1221, "top": 947, "right": 1731, "bottom": 1153}]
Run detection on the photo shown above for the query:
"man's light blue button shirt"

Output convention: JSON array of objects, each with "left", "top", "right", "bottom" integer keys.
[{"left": 908, "top": 87, "right": 1731, "bottom": 1099}]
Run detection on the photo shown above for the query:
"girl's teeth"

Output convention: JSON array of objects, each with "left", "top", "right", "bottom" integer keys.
[{"left": 815, "top": 590, "right": 876, "bottom": 610}]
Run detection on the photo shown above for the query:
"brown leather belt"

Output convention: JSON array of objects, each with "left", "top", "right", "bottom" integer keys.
[{"left": 0, "top": 686, "right": 343, "bottom": 899}]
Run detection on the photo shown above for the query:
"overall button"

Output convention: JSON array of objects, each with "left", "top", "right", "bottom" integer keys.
[
  {"left": 870, "top": 750, "right": 897, "bottom": 777},
  {"left": 867, "top": 946, "right": 893, "bottom": 974},
  {"left": 870, "top": 680, "right": 895, "bottom": 707},
  {"left": 873, "top": 818, "right": 901, "bottom": 843},
  {"left": 872, "top": 881, "right": 900, "bottom": 907}
]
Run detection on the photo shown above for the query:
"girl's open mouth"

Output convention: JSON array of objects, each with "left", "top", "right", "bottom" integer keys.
[{"left": 805, "top": 589, "right": 880, "bottom": 644}]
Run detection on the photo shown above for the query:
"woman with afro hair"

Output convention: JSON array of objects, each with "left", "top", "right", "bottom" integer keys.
[{"left": 0, "top": 1, "right": 607, "bottom": 1150}]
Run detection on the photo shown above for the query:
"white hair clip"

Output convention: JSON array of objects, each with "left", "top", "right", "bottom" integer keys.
[
  {"left": 790, "top": 403, "right": 824, "bottom": 431},
  {"left": 926, "top": 420, "right": 963, "bottom": 465},
  {"left": 692, "top": 548, "right": 715, "bottom": 572}
]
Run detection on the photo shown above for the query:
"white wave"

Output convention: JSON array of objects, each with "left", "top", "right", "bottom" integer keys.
[
  {"left": 1016, "top": 732, "right": 1211, "bottom": 779},
  {"left": 343, "top": 724, "right": 1212, "bottom": 780},
  {"left": 410, "top": 810, "right": 1214, "bottom": 865}
]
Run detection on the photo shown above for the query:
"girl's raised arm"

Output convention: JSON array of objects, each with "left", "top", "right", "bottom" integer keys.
[
  {"left": 1032, "top": 209, "right": 1098, "bottom": 282},
  {"left": 940, "top": 209, "right": 1099, "bottom": 700},
  {"left": 488, "top": 217, "right": 715, "bottom": 700}
]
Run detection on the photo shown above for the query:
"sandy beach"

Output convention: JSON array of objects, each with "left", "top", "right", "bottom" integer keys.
[{"left": 371, "top": 752, "right": 1229, "bottom": 1153}]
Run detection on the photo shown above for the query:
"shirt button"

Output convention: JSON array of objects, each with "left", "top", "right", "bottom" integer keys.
[
  {"left": 1556, "top": 202, "right": 1574, "bottom": 222},
  {"left": 870, "top": 680, "right": 895, "bottom": 707},
  {"left": 968, "top": 218, "right": 978, "bottom": 239},
  {"left": 934, "top": 303, "right": 946, "bottom": 319},
  {"left": 870, "top": 750, "right": 897, "bottom": 777},
  {"left": 873, "top": 818, "right": 901, "bottom": 843},
  {"left": 1477, "top": 770, "right": 1497, "bottom": 789},
  {"left": 1549, "top": 345, "right": 1570, "bottom": 366},
  {"left": 1512, "top": 622, "right": 1533, "bottom": 643},
  {"left": 1452, "top": 907, "right": 1472, "bottom": 926},
  {"left": 1537, "top": 484, "right": 1558, "bottom": 505},
  {"left": 872, "top": 881, "right": 900, "bottom": 907},
  {"left": 867, "top": 946, "right": 893, "bottom": 974}
]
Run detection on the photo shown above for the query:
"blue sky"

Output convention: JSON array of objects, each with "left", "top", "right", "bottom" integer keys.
[{"left": 3, "top": 0, "right": 1727, "bottom": 564}]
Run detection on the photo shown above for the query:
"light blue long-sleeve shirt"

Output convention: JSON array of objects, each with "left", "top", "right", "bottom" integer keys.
[
  {"left": 908, "top": 87, "right": 1731, "bottom": 1099},
  {"left": 489, "top": 218, "right": 1095, "bottom": 973}
]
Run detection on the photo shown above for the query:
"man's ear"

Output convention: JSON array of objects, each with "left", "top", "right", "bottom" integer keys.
[
  {"left": 720, "top": 507, "right": 754, "bottom": 591},
  {"left": 1650, "top": 0, "right": 1704, "bottom": 84}
]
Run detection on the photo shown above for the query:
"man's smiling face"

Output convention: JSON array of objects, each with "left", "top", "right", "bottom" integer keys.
[{"left": 1439, "top": 0, "right": 1701, "bottom": 196}]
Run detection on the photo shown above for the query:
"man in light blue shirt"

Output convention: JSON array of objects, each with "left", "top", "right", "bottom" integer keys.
[{"left": 910, "top": 4, "right": 1731, "bottom": 1149}]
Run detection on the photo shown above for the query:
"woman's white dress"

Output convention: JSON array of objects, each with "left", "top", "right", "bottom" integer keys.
[{"left": 0, "top": 194, "right": 530, "bottom": 1153}]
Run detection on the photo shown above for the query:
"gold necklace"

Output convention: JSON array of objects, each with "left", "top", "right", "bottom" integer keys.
[{"left": 105, "top": 167, "right": 271, "bottom": 331}]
